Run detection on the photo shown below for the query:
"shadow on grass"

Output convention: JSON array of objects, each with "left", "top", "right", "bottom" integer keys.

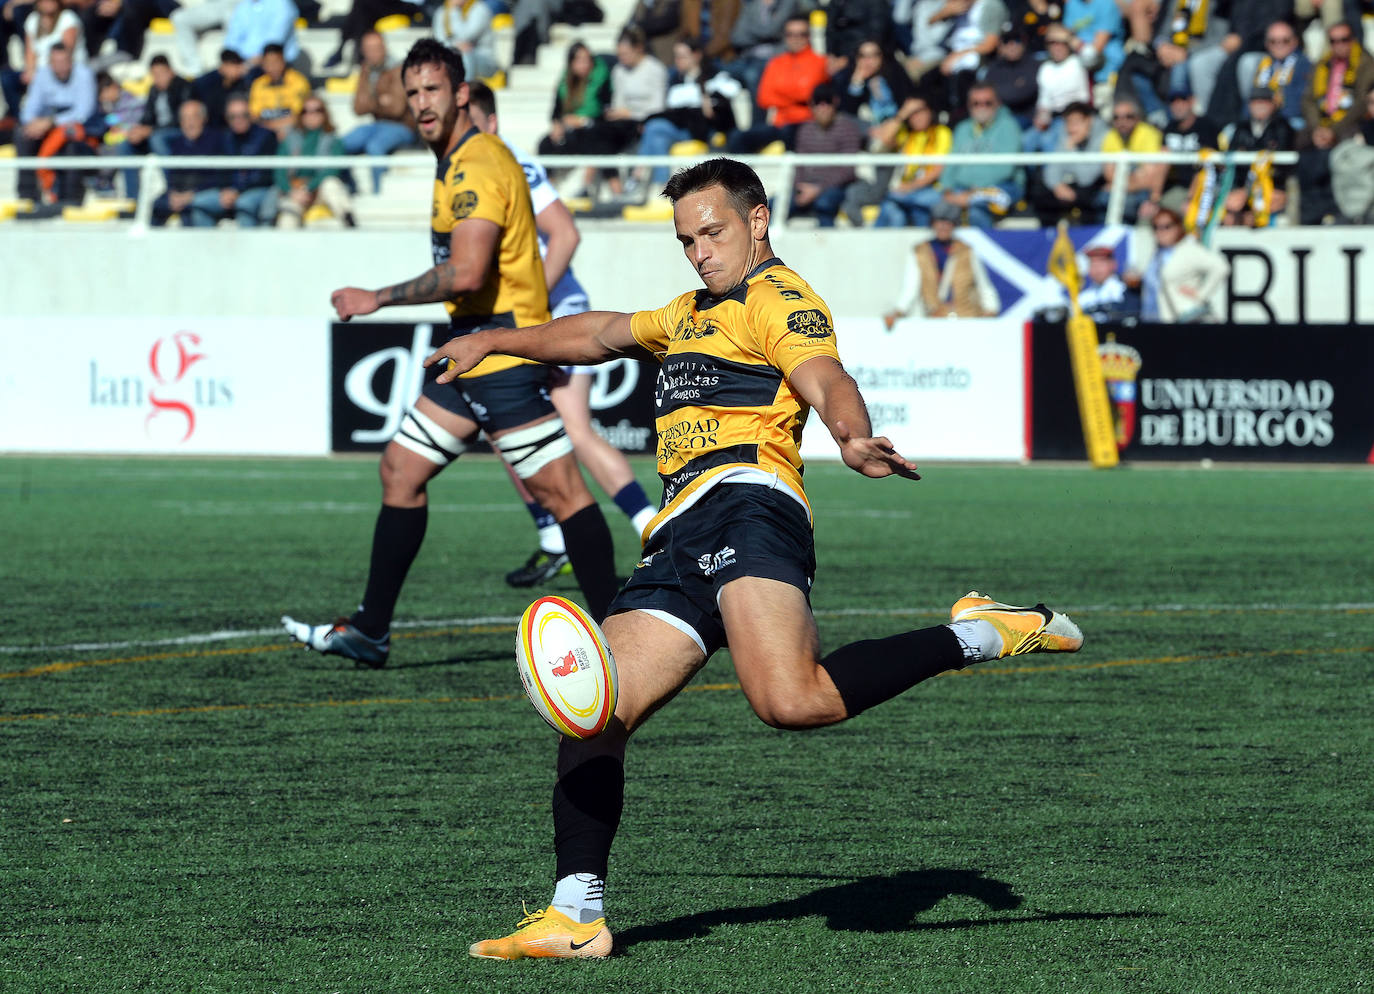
[{"left": 616, "top": 868, "right": 1156, "bottom": 949}]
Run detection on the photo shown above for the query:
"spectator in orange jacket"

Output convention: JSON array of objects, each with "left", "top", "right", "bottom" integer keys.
[{"left": 726, "top": 13, "right": 827, "bottom": 151}]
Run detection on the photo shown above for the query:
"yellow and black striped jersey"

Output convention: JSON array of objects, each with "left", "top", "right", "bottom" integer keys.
[
  {"left": 431, "top": 127, "right": 550, "bottom": 377},
  {"left": 629, "top": 258, "right": 841, "bottom": 539}
]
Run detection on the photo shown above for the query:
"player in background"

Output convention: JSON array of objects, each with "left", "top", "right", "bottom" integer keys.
[
  {"left": 281, "top": 40, "right": 620, "bottom": 667},
  {"left": 425, "top": 158, "right": 1086, "bottom": 960},
  {"left": 465, "top": 81, "right": 657, "bottom": 588}
]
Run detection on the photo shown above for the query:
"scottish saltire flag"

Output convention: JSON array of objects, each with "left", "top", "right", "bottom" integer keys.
[{"left": 958, "top": 225, "right": 1132, "bottom": 319}]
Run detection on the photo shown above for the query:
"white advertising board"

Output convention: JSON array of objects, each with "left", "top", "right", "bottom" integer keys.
[
  {"left": 0, "top": 317, "right": 329, "bottom": 455},
  {"left": 801, "top": 317, "right": 1026, "bottom": 463},
  {"left": 1210, "top": 228, "right": 1374, "bottom": 324}
]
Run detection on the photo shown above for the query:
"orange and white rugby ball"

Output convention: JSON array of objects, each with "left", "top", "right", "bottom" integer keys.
[{"left": 516, "top": 595, "right": 618, "bottom": 739}]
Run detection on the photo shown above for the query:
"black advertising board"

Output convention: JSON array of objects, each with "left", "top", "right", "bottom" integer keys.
[
  {"left": 329, "top": 322, "right": 657, "bottom": 453},
  {"left": 1029, "top": 321, "right": 1374, "bottom": 463}
]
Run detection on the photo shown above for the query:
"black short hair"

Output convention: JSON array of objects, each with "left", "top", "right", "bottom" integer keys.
[
  {"left": 1062, "top": 101, "right": 1095, "bottom": 118},
  {"left": 262, "top": 43, "right": 285, "bottom": 58},
  {"left": 467, "top": 79, "right": 496, "bottom": 119},
  {"left": 220, "top": 48, "right": 244, "bottom": 64},
  {"left": 402, "top": 38, "right": 466, "bottom": 89},
  {"left": 810, "top": 81, "right": 838, "bottom": 105},
  {"left": 149, "top": 53, "right": 170, "bottom": 68},
  {"left": 662, "top": 158, "right": 767, "bottom": 222}
]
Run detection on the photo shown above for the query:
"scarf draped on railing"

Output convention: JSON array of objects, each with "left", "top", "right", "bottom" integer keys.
[
  {"left": 1186, "top": 148, "right": 1274, "bottom": 234},
  {"left": 1244, "top": 152, "right": 1275, "bottom": 228},
  {"left": 1185, "top": 148, "right": 1232, "bottom": 237}
]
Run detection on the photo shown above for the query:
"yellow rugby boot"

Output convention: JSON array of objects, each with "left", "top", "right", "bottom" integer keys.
[
  {"left": 950, "top": 591, "right": 1084, "bottom": 657},
  {"left": 468, "top": 905, "right": 612, "bottom": 960}
]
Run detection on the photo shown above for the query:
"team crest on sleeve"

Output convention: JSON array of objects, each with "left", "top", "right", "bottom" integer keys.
[
  {"left": 785, "top": 308, "right": 833, "bottom": 338},
  {"left": 452, "top": 190, "right": 479, "bottom": 218}
]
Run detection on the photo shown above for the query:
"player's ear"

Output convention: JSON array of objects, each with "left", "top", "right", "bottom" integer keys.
[{"left": 749, "top": 202, "right": 770, "bottom": 240}]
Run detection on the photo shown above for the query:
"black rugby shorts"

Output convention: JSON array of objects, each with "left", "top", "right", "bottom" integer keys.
[
  {"left": 421, "top": 354, "right": 555, "bottom": 434},
  {"left": 610, "top": 482, "right": 816, "bottom": 656}
]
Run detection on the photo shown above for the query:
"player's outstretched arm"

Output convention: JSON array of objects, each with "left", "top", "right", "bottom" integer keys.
[
  {"left": 423, "top": 310, "right": 637, "bottom": 383},
  {"left": 330, "top": 219, "right": 504, "bottom": 321},
  {"left": 789, "top": 356, "right": 921, "bottom": 481}
]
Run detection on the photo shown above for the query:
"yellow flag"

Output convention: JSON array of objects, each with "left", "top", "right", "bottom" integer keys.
[
  {"left": 1047, "top": 223, "right": 1118, "bottom": 468},
  {"left": 1047, "top": 222, "right": 1081, "bottom": 309}
]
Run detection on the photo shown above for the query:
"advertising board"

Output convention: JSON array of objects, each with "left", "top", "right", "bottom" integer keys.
[
  {"left": 1, "top": 317, "right": 329, "bottom": 455},
  {"left": 1029, "top": 321, "right": 1374, "bottom": 462}
]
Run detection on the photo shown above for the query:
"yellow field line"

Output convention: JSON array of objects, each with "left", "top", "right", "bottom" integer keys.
[
  {"left": 1, "top": 692, "right": 524, "bottom": 724},
  {"left": 2, "top": 644, "right": 1368, "bottom": 725},
  {"left": 951, "top": 643, "right": 1373, "bottom": 676}
]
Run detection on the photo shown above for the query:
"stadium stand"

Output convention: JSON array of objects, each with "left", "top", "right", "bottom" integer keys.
[{"left": 3, "top": 0, "right": 1373, "bottom": 228}]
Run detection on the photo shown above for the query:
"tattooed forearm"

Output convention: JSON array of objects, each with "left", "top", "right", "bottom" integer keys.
[{"left": 378, "top": 262, "right": 457, "bottom": 307}]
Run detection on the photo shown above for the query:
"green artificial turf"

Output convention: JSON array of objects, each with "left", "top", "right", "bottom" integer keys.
[{"left": 1, "top": 456, "right": 1370, "bottom": 993}]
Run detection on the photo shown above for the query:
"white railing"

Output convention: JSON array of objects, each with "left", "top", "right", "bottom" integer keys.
[{"left": 0, "top": 149, "right": 1296, "bottom": 229}]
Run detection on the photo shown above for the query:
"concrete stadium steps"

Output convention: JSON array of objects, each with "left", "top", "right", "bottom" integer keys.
[
  {"left": 494, "top": 0, "right": 636, "bottom": 152},
  {"left": 352, "top": 165, "right": 433, "bottom": 226}
]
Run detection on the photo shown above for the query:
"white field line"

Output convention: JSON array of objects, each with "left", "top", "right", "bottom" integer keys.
[{"left": 4, "top": 602, "right": 1372, "bottom": 656}]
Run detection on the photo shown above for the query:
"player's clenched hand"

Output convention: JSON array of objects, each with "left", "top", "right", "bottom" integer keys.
[
  {"left": 331, "top": 287, "right": 379, "bottom": 322},
  {"left": 835, "top": 420, "right": 921, "bottom": 480},
  {"left": 422, "top": 337, "right": 485, "bottom": 384}
]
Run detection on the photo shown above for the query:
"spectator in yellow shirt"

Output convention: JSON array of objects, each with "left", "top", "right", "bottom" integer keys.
[
  {"left": 1100, "top": 97, "right": 1167, "bottom": 222},
  {"left": 249, "top": 43, "right": 311, "bottom": 139},
  {"left": 872, "top": 96, "right": 953, "bottom": 226}
]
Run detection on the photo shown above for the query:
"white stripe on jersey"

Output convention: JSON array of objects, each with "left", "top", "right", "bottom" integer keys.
[{"left": 506, "top": 141, "right": 588, "bottom": 310}]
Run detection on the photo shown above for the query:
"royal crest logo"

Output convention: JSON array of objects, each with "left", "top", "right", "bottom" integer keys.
[
  {"left": 452, "top": 190, "right": 479, "bottom": 219},
  {"left": 786, "top": 308, "right": 833, "bottom": 339},
  {"left": 1099, "top": 334, "right": 1143, "bottom": 451}
]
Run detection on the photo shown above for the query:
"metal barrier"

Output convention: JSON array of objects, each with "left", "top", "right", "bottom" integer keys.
[{"left": 0, "top": 150, "right": 1296, "bottom": 230}]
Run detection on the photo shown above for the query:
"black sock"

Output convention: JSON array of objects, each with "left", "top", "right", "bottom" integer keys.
[
  {"left": 819, "top": 625, "right": 965, "bottom": 718},
  {"left": 559, "top": 503, "right": 618, "bottom": 622},
  {"left": 351, "top": 503, "right": 427, "bottom": 639},
  {"left": 553, "top": 749, "right": 624, "bottom": 881}
]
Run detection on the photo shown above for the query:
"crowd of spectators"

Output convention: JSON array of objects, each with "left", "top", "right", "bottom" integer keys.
[
  {"left": 0, "top": 0, "right": 483, "bottom": 216},
  {"left": 4, "top": 0, "right": 1374, "bottom": 227},
  {"left": 530, "top": 0, "right": 1374, "bottom": 228}
]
